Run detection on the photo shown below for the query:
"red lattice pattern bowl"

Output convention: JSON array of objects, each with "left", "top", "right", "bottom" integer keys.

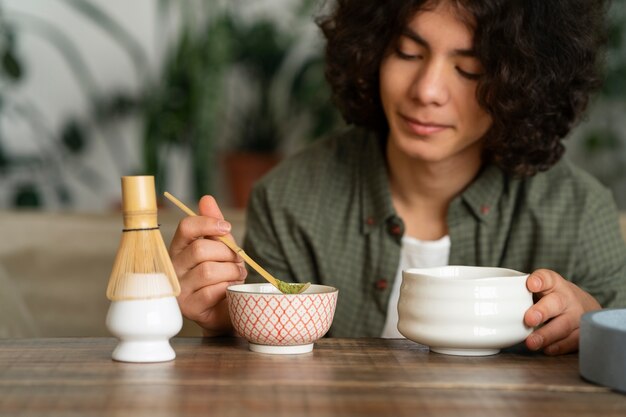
[{"left": 227, "top": 283, "right": 338, "bottom": 354}]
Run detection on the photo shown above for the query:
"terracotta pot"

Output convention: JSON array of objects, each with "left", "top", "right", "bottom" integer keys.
[{"left": 223, "top": 152, "right": 282, "bottom": 208}]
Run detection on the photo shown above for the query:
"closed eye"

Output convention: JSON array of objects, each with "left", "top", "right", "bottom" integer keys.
[
  {"left": 456, "top": 66, "right": 482, "bottom": 80},
  {"left": 395, "top": 47, "right": 423, "bottom": 60},
  {"left": 394, "top": 34, "right": 425, "bottom": 61}
]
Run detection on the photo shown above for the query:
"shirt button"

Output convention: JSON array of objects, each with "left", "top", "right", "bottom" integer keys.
[
  {"left": 389, "top": 224, "right": 402, "bottom": 236},
  {"left": 481, "top": 205, "right": 491, "bottom": 215},
  {"left": 375, "top": 279, "right": 388, "bottom": 291},
  {"left": 365, "top": 217, "right": 375, "bottom": 225}
]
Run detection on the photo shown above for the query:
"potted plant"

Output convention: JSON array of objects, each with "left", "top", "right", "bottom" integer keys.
[
  {"left": 220, "top": 16, "right": 342, "bottom": 207},
  {"left": 568, "top": 2, "right": 626, "bottom": 208},
  {"left": 142, "top": 12, "right": 235, "bottom": 201}
]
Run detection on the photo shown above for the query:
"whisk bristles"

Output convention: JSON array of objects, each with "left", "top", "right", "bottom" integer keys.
[
  {"left": 106, "top": 176, "right": 180, "bottom": 301},
  {"left": 107, "top": 228, "right": 180, "bottom": 300}
]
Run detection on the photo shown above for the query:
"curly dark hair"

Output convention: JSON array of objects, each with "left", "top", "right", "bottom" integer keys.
[{"left": 317, "top": 0, "right": 609, "bottom": 176}]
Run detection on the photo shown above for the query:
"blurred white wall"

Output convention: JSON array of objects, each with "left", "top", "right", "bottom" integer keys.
[
  {"left": 1, "top": 0, "right": 166, "bottom": 211},
  {"left": 0, "top": 0, "right": 304, "bottom": 212}
]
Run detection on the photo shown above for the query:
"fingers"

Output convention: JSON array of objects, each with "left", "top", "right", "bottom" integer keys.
[
  {"left": 198, "top": 194, "right": 240, "bottom": 250},
  {"left": 525, "top": 312, "right": 579, "bottom": 353},
  {"left": 525, "top": 268, "right": 561, "bottom": 296},
  {"left": 170, "top": 215, "right": 232, "bottom": 256},
  {"left": 168, "top": 195, "right": 244, "bottom": 335},
  {"left": 524, "top": 269, "right": 567, "bottom": 327},
  {"left": 178, "top": 260, "right": 247, "bottom": 297},
  {"left": 523, "top": 269, "right": 601, "bottom": 355},
  {"left": 543, "top": 329, "right": 580, "bottom": 356},
  {"left": 524, "top": 291, "right": 568, "bottom": 328},
  {"left": 171, "top": 238, "right": 240, "bottom": 278},
  {"left": 179, "top": 279, "right": 245, "bottom": 321},
  {"left": 199, "top": 195, "right": 225, "bottom": 219},
  {"left": 178, "top": 282, "right": 243, "bottom": 329},
  {"left": 524, "top": 270, "right": 573, "bottom": 353},
  {"left": 177, "top": 261, "right": 246, "bottom": 323}
]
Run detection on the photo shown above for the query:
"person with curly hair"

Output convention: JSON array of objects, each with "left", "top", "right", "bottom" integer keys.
[{"left": 168, "top": 0, "right": 626, "bottom": 355}]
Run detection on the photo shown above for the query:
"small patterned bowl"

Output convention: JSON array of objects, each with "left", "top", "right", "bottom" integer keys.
[{"left": 227, "top": 283, "right": 338, "bottom": 354}]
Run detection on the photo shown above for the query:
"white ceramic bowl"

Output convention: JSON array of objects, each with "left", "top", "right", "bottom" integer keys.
[
  {"left": 398, "top": 266, "right": 533, "bottom": 356},
  {"left": 227, "top": 283, "right": 338, "bottom": 354}
]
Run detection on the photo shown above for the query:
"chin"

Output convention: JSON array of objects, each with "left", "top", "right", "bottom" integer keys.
[{"left": 395, "top": 136, "right": 449, "bottom": 162}]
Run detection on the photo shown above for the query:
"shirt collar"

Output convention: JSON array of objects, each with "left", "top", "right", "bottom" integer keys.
[
  {"left": 458, "top": 163, "right": 507, "bottom": 222},
  {"left": 359, "top": 130, "right": 396, "bottom": 235},
  {"left": 358, "top": 130, "right": 508, "bottom": 232}
]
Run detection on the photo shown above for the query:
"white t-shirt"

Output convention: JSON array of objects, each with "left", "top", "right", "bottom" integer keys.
[{"left": 380, "top": 235, "right": 450, "bottom": 338}]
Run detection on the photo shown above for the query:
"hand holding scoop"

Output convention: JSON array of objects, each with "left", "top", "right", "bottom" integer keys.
[{"left": 163, "top": 192, "right": 311, "bottom": 295}]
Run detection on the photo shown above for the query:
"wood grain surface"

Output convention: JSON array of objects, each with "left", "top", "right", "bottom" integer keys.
[{"left": 1, "top": 337, "right": 625, "bottom": 417}]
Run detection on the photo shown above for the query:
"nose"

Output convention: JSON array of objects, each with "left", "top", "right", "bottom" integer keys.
[{"left": 409, "top": 59, "right": 450, "bottom": 106}]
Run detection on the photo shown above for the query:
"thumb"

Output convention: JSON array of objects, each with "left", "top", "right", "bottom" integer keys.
[{"left": 198, "top": 195, "right": 225, "bottom": 220}]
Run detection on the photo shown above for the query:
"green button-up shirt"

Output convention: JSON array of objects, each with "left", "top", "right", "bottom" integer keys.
[{"left": 243, "top": 128, "right": 626, "bottom": 337}]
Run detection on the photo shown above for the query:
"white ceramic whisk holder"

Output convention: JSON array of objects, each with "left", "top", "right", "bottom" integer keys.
[{"left": 106, "top": 296, "right": 183, "bottom": 363}]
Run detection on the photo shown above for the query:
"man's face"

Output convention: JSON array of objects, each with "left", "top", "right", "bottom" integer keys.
[{"left": 379, "top": 1, "right": 493, "bottom": 168}]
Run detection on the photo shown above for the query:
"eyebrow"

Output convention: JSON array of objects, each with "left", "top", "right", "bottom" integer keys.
[{"left": 400, "top": 28, "right": 477, "bottom": 57}]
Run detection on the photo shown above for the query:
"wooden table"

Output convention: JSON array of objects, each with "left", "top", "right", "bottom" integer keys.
[{"left": 1, "top": 338, "right": 624, "bottom": 417}]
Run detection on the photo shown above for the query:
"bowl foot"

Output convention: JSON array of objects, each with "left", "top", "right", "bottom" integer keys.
[
  {"left": 430, "top": 347, "right": 500, "bottom": 356},
  {"left": 249, "top": 342, "right": 314, "bottom": 355},
  {"left": 112, "top": 340, "right": 176, "bottom": 362}
]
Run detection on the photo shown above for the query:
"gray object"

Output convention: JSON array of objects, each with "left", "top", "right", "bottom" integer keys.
[{"left": 579, "top": 309, "right": 626, "bottom": 393}]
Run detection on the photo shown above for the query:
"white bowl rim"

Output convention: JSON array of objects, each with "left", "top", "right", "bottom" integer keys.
[
  {"left": 227, "top": 283, "right": 338, "bottom": 295},
  {"left": 403, "top": 265, "right": 528, "bottom": 280}
]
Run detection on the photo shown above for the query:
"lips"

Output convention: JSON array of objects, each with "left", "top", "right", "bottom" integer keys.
[{"left": 401, "top": 115, "right": 451, "bottom": 136}]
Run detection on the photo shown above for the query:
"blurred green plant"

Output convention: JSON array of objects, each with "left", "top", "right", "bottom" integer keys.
[
  {"left": 0, "top": 0, "right": 151, "bottom": 208},
  {"left": 0, "top": 0, "right": 342, "bottom": 207},
  {"left": 142, "top": 10, "right": 235, "bottom": 200},
  {"left": 225, "top": 18, "right": 341, "bottom": 154},
  {"left": 570, "top": 1, "right": 626, "bottom": 207},
  {"left": 143, "top": 4, "right": 342, "bottom": 199}
]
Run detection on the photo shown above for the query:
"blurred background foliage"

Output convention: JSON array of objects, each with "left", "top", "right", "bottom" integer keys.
[
  {"left": 567, "top": 0, "right": 626, "bottom": 208},
  {"left": 0, "top": 0, "right": 624, "bottom": 210},
  {"left": 143, "top": 0, "right": 340, "bottom": 201},
  {"left": 0, "top": 0, "right": 341, "bottom": 209},
  {"left": 0, "top": 0, "right": 157, "bottom": 209}
]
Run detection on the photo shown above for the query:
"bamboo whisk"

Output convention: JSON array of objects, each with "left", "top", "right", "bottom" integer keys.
[{"left": 106, "top": 176, "right": 180, "bottom": 301}]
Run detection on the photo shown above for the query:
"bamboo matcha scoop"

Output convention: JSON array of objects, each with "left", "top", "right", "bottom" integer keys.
[{"left": 164, "top": 192, "right": 311, "bottom": 295}]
